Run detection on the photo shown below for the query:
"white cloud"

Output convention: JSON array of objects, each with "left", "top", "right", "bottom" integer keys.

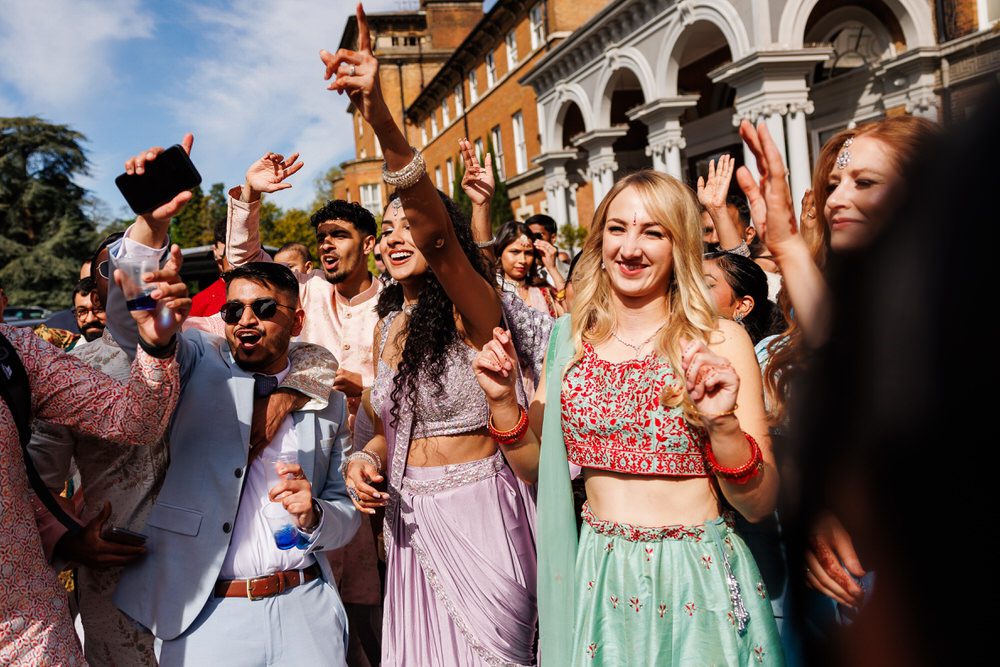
[
  {"left": 0, "top": 0, "right": 153, "bottom": 109},
  {"left": 165, "top": 0, "right": 404, "bottom": 209}
]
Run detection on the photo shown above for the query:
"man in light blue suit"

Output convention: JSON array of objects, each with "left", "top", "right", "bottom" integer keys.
[{"left": 108, "top": 258, "right": 360, "bottom": 666}]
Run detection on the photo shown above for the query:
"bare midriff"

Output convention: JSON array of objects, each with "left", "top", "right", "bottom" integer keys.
[
  {"left": 406, "top": 429, "right": 498, "bottom": 468},
  {"left": 583, "top": 468, "right": 722, "bottom": 527}
]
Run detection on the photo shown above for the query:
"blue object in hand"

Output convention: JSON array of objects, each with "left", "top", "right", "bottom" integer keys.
[{"left": 273, "top": 524, "right": 298, "bottom": 550}]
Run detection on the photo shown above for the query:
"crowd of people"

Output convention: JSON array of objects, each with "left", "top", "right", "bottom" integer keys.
[{"left": 0, "top": 3, "right": 988, "bottom": 666}]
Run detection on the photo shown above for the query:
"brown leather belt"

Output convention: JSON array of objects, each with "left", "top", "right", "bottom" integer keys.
[{"left": 214, "top": 563, "right": 321, "bottom": 600}]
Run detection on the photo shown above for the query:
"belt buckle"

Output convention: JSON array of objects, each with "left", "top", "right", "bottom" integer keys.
[{"left": 246, "top": 575, "right": 269, "bottom": 601}]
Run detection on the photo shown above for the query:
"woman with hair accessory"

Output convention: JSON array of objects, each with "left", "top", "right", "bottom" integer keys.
[
  {"left": 494, "top": 220, "right": 564, "bottom": 317},
  {"left": 327, "top": 6, "right": 550, "bottom": 665},
  {"left": 473, "top": 170, "right": 783, "bottom": 665}
]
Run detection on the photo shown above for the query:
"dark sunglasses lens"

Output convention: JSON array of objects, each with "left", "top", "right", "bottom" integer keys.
[
  {"left": 219, "top": 302, "right": 242, "bottom": 323},
  {"left": 98, "top": 261, "right": 109, "bottom": 279},
  {"left": 252, "top": 298, "right": 278, "bottom": 319}
]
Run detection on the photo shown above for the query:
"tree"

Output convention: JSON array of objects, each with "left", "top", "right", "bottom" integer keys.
[
  {"left": 310, "top": 164, "right": 343, "bottom": 213},
  {"left": 169, "top": 181, "right": 227, "bottom": 249},
  {"left": 0, "top": 116, "right": 96, "bottom": 309},
  {"left": 261, "top": 208, "right": 315, "bottom": 258}
]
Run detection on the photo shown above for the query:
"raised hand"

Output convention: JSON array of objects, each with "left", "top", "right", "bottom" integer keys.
[
  {"left": 533, "top": 238, "right": 559, "bottom": 270},
  {"left": 320, "top": 4, "right": 389, "bottom": 127},
  {"left": 125, "top": 133, "right": 195, "bottom": 224},
  {"left": 735, "top": 120, "right": 798, "bottom": 256},
  {"left": 117, "top": 244, "right": 191, "bottom": 347},
  {"left": 679, "top": 338, "right": 739, "bottom": 423},
  {"left": 245, "top": 152, "right": 304, "bottom": 199},
  {"left": 344, "top": 456, "right": 386, "bottom": 515},
  {"left": 472, "top": 328, "right": 519, "bottom": 404},
  {"left": 696, "top": 154, "right": 735, "bottom": 212},
  {"left": 459, "top": 138, "right": 494, "bottom": 207}
]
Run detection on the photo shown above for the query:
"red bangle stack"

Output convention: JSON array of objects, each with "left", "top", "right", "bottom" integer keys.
[
  {"left": 487, "top": 406, "right": 529, "bottom": 446},
  {"left": 704, "top": 432, "right": 763, "bottom": 485}
]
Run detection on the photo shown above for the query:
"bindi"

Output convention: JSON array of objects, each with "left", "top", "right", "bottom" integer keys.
[{"left": 836, "top": 137, "right": 853, "bottom": 170}]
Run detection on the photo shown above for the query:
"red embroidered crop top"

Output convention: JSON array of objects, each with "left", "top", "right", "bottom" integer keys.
[{"left": 560, "top": 342, "right": 709, "bottom": 476}]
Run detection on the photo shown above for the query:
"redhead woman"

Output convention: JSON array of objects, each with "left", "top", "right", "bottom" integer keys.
[
  {"left": 328, "top": 7, "right": 550, "bottom": 665},
  {"left": 474, "top": 170, "right": 784, "bottom": 665}
]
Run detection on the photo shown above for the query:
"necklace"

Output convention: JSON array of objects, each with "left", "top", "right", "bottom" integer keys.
[{"left": 611, "top": 323, "right": 666, "bottom": 357}]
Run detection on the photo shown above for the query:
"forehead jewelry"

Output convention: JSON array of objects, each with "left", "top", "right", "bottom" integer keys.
[
  {"left": 516, "top": 234, "right": 532, "bottom": 247},
  {"left": 391, "top": 198, "right": 402, "bottom": 213},
  {"left": 836, "top": 137, "right": 853, "bottom": 170}
]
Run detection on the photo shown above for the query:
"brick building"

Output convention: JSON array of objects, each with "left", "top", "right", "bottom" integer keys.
[{"left": 332, "top": 1, "right": 483, "bottom": 214}]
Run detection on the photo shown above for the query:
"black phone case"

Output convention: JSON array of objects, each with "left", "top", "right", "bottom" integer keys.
[{"left": 115, "top": 144, "right": 202, "bottom": 215}]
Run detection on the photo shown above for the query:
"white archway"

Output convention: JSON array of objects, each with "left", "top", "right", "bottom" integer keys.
[
  {"left": 655, "top": 1, "right": 751, "bottom": 96},
  {"left": 778, "top": 0, "right": 936, "bottom": 50},
  {"left": 546, "top": 86, "right": 593, "bottom": 152},
  {"left": 592, "top": 47, "right": 657, "bottom": 128}
]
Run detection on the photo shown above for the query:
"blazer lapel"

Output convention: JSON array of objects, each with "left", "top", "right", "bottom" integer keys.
[
  {"left": 223, "top": 347, "right": 254, "bottom": 453},
  {"left": 293, "top": 411, "right": 316, "bottom": 483}
]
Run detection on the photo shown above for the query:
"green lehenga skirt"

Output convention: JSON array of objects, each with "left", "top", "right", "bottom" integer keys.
[{"left": 573, "top": 503, "right": 784, "bottom": 666}]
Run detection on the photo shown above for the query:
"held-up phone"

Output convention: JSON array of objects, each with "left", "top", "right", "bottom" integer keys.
[
  {"left": 115, "top": 144, "right": 202, "bottom": 215},
  {"left": 102, "top": 526, "right": 148, "bottom": 546}
]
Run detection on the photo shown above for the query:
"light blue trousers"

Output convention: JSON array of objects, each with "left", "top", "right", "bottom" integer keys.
[{"left": 157, "top": 578, "right": 348, "bottom": 666}]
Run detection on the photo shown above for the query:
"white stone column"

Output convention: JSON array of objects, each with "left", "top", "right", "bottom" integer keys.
[
  {"left": 785, "top": 101, "right": 813, "bottom": 217},
  {"left": 628, "top": 96, "right": 699, "bottom": 180},
  {"left": 535, "top": 149, "right": 579, "bottom": 229},
  {"left": 572, "top": 128, "right": 627, "bottom": 211},
  {"left": 645, "top": 143, "right": 667, "bottom": 173},
  {"left": 665, "top": 139, "right": 684, "bottom": 180},
  {"left": 762, "top": 104, "right": 789, "bottom": 168},
  {"left": 553, "top": 180, "right": 569, "bottom": 227}
]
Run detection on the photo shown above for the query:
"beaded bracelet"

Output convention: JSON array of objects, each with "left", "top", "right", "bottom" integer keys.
[
  {"left": 487, "top": 405, "right": 529, "bottom": 446},
  {"left": 698, "top": 403, "right": 738, "bottom": 420},
  {"left": 705, "top": 432, "right": 763, "bottom": 485},
  {"left": 382, "top": 147, "right": 427, "bottom": 189}
]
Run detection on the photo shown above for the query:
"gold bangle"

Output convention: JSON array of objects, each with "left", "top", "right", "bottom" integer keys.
[
  {"left": 698, "top": 404, "right": 738, "bottom": 419},
  {"left": 554, "top": 289, "right": 566, "bottom": 301}
]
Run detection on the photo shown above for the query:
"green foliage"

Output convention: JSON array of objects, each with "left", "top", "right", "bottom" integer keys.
[
  {"left": 0, "top": 116, "right": 96, "bottom": 309},
  {"left": 309, "top": 164, "right": 343, "bottom": 213},
  {"left": 169, "top": 183, "right": 228, "bottom": 249},
  {"left": 559, "top": 222, "right": 589, "bottom": 254},
  {"left": 261, "top": 208, "right": 315, "bottom": 258},
  {"left": 452, "top": 157, "right": 473, "bottom": 220}
]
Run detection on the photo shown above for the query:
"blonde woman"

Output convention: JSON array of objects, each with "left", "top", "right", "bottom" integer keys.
[{"left": 474, "top": 171, "right": 784, "bottom": 665}]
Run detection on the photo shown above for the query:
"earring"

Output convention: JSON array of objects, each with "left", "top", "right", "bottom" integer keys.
[
  {"left": 600, "top": 261, "right": 605, "bottom": 270},
  {"left": 733, "top": 312, "right": 745, "bottom": 324}
]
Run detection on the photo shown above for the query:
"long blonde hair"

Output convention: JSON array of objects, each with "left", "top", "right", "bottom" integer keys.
[{"left": 568, "top": 170, "right": 717, "bottom": 422}]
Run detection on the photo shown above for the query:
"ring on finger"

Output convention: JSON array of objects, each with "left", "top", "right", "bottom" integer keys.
[
  {"left": 347, "top": 486, "right": 360, "bottom": 503},
  {"left": 349, "top": 64, "right": 357, "bottom": 76}
]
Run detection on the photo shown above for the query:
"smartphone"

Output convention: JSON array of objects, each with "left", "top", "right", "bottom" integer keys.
[
  {"left": 115, "top": 144, "right": 202, "bottom": 215},
  {"left": 102, "top": 526, "right": 148, "bottom": 546}
]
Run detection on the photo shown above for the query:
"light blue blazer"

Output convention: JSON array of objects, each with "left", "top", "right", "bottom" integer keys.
[{"left": 112, "top": 329, "right": 360, "bottom": 640}]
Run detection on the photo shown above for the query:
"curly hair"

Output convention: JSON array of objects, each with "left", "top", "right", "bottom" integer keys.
[
  {"left": 311, "top": 199, "right": 378, "bottom": 238},
  {"left": 376, "top": 190, "right": 495, "bottom": 427}
]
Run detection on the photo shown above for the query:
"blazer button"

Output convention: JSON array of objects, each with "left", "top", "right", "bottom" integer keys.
[
  {"left": 223, "top": 522, "right": 232, "bottom": 533},
  {"left": 234, "top": 468, "right": 243, "bottom": 478}
]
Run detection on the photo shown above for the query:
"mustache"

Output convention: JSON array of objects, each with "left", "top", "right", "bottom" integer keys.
[{"left": 80, "top": 321, "right": 104, "bottom": 332}]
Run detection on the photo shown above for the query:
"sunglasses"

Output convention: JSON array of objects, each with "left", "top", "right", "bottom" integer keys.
[
  {"left": 219, "top": 298, "right": 295, "bottom": 324},
  {"left": 96, "top": 260, "right": 110, "bottom": 280}
]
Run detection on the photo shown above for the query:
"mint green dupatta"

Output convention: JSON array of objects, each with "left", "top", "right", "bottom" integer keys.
[{"left": 537, "top": 314, "right": 579, "bottom": 664}]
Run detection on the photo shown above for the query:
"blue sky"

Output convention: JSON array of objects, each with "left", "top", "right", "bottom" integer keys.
[{"left": 0, "top": 0, "right": 468, "bottom": 224}]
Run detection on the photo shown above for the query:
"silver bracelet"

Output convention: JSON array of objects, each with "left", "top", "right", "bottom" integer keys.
[
  {"left": 347, "top": 449, "right": 382, "bottom": 473},
  {"left": 476, "top": 237, "right": 496, "bottom": 248},
  {"left": 382, "top": 147, "right": 427, "bottom": 189},
  {"left": 721, "top": 240, "right": 752, "bottom": 258}
]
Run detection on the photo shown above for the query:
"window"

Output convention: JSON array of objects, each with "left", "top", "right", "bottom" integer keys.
[
  {"left": 506, "top": 31, "right": 518, "bottom": 69},
  {"left": 435, "top": 166, "right": 443, "bottom": 189},
  {"left": 442, "top": 98, "right": 450, "bottom": 126},
  {"left": 486, "top": 50, "right": 497, "bottom": 88},
  {"left": 446, "top": 158, "right": 455, "bottom": 196},
  {"left": 512, "top": 111, "right": 527, "bottom": 174},
  {"left": 431, "top": 114, "right": 438, "bottom": 136},
  {"left": 490, "top": 125, "right": 505, "bottom": 180},
  {"left": 469, "top": 70, "right": 479, "bottom": 103},
  {"left": 421, "top": 126, "right": 428, "bottom": 147},
  {"left": 359, "top": 184, "right": 382, "bottom": 216},
  {"left": 474, "top": 138, "right": 484, "bottom": 162},
  {"left": 530, "top": 5, "right": 545, "bottom": 50},
  {"left": 979, "top": 0, "right": 1000, "bottom": 26},
  {"left": 454, "top": 84, "right": 464, "bottom": 115}
]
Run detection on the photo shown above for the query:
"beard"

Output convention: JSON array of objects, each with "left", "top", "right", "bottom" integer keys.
[
  {"left": 324, "top": 267, "right": 349, "bottom": 284},
  {"left": 80, "top": 322, "right": 105, "bottom": 342}
]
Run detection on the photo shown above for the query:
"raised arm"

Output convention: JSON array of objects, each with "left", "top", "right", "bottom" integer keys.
[
  {"left": 322, "top": 4, "right": 501, "bottom": 345},
  {"left": 459, "top": 137, "right": 495, "bottom": 256},
  {"left": 697, "top": 155, "right": 747, "bottom": 255},
  {"left": 227, "top": 152, "right": 305, "bottom": 267},
  {"left": 737, "top": 120, "right": 830, "bottom": 347}
]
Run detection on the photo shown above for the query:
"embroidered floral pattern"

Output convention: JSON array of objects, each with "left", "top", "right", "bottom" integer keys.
[
  {"left": 586, "top": 643, "right": 598, "bottom": 659},
  {"left": 609, "top": 595, "right": 620, "bottom": 609},
  {"left": 629, "top": 596, "right": 643, "bottom": 613},
  {"left": 583, "top": 502, "right": 706, "bottom": 543},
  {"left": 684, "top": 602, "right": 697, "bottom": 617},
  {"left": 757, "top": 582, "right": 768, "bottom": 599},
  {"left": 561, "top": 343, "right": 709, "bottom": 476},
  {"left": 658, "top": 603, "right": 668, "bottom": 618},
  {"left": 754, "top": 645, "right": 766, "bottom": 663},
  {"left": 701, "top": 554, "right": 713, "bottom": 570},
  {"left": 587, "top": 581, "right": 595, "bottom": 592},
  {"left": 644, "top": 546, "right": 654, "bottom": 561}
]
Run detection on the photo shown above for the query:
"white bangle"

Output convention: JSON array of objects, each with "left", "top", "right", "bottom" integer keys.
[
  {"left": 345, "top": 449, "right": 382, "bottom": 473},
  {"left": 382, "top": 148, "right": 426, "bottom": 189},
  {"left": 720, "top": 240, "right": 752, "bottom": 257},
  {"left": 476, "top": 237, "right": 496, "bottom": 248}
]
